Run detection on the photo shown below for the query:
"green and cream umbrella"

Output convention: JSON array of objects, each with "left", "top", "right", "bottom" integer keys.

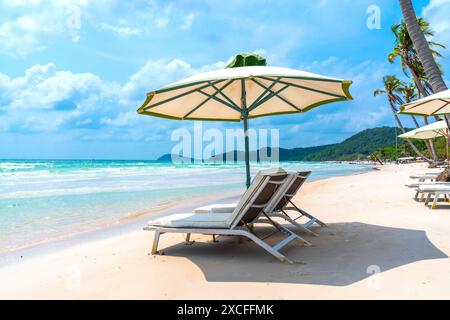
[{"left": 137, "top": 54, "right": 353, "bottom": 187}]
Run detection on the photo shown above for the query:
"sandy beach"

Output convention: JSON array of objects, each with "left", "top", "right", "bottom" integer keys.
[{"left": 1, "top": 163, "right": 449, "bottom": 300}]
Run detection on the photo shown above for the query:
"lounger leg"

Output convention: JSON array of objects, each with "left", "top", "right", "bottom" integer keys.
[
  {"left": 151, "top": 230, "right": 161, "bottom": 255},
  {"left": 241, "top": 231, "right": 294, "bottom": 264},
  {"left": 432, "top": 193, "right": 439, "bottom": 209},
  {"left": 414, "top": 190, "right": 420, "bottom": 200},
  {"left": 300, "top": 209, "right": 327, "bottom": 228},
  {"left": 278, "top": 212, "right": 318, "bottom": 237},
  {"left": 185, "top": 233, "right": 195, "bottom": 245},
  {"left": 289, "top": 200, "right": 327, "bottom": 227},
  {"left": 261, "top": 211, "right": 312, "bottom": 247},
  {"left": 420, "top": 192, "right": 426, "bottom": 202},
  {"left": 425, "top": 193, "right": 431, "bottom": 206},
  {"left": 276, "top": 223, "right": 312, "bottom": 247}
]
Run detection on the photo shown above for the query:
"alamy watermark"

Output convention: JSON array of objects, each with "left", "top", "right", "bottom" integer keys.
[
  {"left": 67, "top": 6, "right": 81, "bottom": 42},
  {"left": 170, "top": 122, "right": 280, "bottom": 164},
  {"left": 366, "top": 265, "right": 382, "bottom": 290},
  {"left": 367, "top": 5, "right": 381, "bottom": 30}
]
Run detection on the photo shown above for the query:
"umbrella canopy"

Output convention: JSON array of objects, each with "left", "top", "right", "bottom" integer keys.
[
  {"left": 137, "top": 57, "right": 353, "bottom": 188},
  {"left": 137, "top": 66, "right": 352, "bottom": 121},
  {"left": 399, "top": 89, "right": 450, "bottom": 116},
  {"left": 398, "top": 120, "right": 448, "bottom": 140}
]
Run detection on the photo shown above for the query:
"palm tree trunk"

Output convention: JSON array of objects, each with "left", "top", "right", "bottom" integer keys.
[
  {"left": 422, "top": 116, "right": 439, "bottom": 161},
  {"left": 390, "top": 102, "right": 431, "bottom": 162},
  {"left": 410, "top": 114, "right": 436, "bottom": 159},
  {"left": 408, "top": 62, "right": 429, "bottom": 97},
  {"left": 405, "top": 62, "right": 439, "bottom": 160},
  {"left": 399, "top": 0, "right": 448, "bottom": 93},
  {"left": 406, "top": 61, "right": 440, "bottom": 122},
  {"left": 410, "top": 115, "right": 420, "bottom": 127}
]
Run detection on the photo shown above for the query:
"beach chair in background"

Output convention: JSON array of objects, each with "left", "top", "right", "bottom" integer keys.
[
  {"left": 195, "top": 171, "right": 326, "bottom": 236},
  {"left": 144, "top": 168, "right": 311, "bottom": 264},
  {"left": 408, "top": 173, "right": 441, "bottom": 201},
  {"left": 418, "top": 184, "right": 450, "bottom": 209},
  {"left": 409, "top": 173, "right": 440, "bottom": 182},
  {"left": 406, "top": 181, "right": 448, "bottom": 200}
]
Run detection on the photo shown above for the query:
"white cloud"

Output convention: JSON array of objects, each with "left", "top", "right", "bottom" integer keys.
[
  {"left": 100, "top": 23, "right": 141, "bottom": 38},
  {"left": 0, "top": 58, "right": 226, "bottom": 135},
  {"left": 422, "top": 0, "right": 450, "bottom": 47},
  {"left": 155, "top": 16, "right": 169, "bottom": 29},
  {"left": 0, "top": 0, "right": 91, "bottom": 57},
  {"left": 101, "top": 111, "right": 138, "bottom": 127},
  {"left": 181, "top": 13, "right": 195, "bottom": 30},
  {"left": 0, "top": 62, "right": 118, "bottom": 132},
  {"left": 122, "top": 58, "right": 226, "bottom": 101}
]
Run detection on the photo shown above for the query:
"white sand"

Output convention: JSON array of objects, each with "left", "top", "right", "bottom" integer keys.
[{"left": 1, "top": 163, "right": 449, "bottom": 299}]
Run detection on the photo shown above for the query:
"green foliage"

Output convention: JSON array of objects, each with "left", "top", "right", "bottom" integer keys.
[
  {"left": 282, "top": 127, "right": 448, "bottom": 161},
  {"left": 302, "top": 127, "right": 401, "bottom": 161},
  {"left": 226, "top": 53, "right": 267, "bottom": 68}
]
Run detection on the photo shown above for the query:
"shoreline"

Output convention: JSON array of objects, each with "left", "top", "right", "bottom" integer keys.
[
  {"left": 0, "top": 191, "right": 242, "bottom": 267},
  {"left": 0, "top": 165, "right": 375, "bottom": 265}
]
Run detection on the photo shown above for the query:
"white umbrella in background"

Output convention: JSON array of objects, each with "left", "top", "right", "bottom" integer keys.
[
  {"left": 137, "top": 54, "right": 353, "bottom": 188},
  {"left": 398, "top": 120, "right": 448, "bottom": 140},
  {"left": 399, "top": 89, "right": 450, "bottom": 116},
  {"left": 398, "top": 120, "right": 449, "bottom": 165}
]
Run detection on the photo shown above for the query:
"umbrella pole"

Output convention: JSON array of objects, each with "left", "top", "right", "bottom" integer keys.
[
  {"left": 243, "top": 116, "right": 251, "bottom": 188},
  {"left": 241, "top": 79, "right": 251, "bottom": 189},
  {"left": 445, "top": 134, "right": 450, "bottom": 170}
]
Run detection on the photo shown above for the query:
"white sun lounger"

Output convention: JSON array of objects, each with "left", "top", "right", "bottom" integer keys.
[
  {"left": 408, "top": 172, "right": 442, "bottom": 200},
  {"left": 417, "top": 184, "right": 450, "bottom": 209},
  {"left": 406, "top": 181, "right": 448, "bottom": 200},
  {"left": 410, "top": 173, "right": 440, "bottom": 182},
  {"left": 144, "top": 168, "right": 311, "bottom": 264},
  {"left": 195, "top": 171, "right": 326, "bottom": 236}
]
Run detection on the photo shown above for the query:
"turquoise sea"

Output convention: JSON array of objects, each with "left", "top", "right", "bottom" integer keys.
[{"left": 0, "top": 160, "right": 372, "bottom": 253}]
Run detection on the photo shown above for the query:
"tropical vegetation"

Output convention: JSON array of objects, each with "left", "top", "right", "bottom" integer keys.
[{"left": 375, "top": 0, "right": 447, "bottom": 162}]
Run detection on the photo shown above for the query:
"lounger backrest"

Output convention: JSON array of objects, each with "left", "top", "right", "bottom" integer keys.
[
  {"left": 227, "top": 168, "right": 288, "bottom": 228},
  {"left": 272, "top": 171, "right": 311, "bottom": 212}
]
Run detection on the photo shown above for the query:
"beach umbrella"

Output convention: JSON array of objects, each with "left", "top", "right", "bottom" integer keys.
[
  {"left": 398, "top": 120, "right": 449, "bottom": 165},
  {"left": 398, "top": 120, "right": 448, "bottom": 140},
  {"left": 399, "top": 89, "right": 450, "bottom": 116},
  {"left": 137, "top": 54, "right": 353, "bottom": 188}
]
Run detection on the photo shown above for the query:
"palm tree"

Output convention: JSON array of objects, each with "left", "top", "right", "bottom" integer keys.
[
  {"left": 388, "top": 18, "right": 445, "bottom": 97},
  {"left": 374, "top": 75, "right": 431, "bottom": 161},
  {"left": 388, "top": 17, "right": 445, "bottom": 160},
  {"left": 399, "top": 0, "right": 448, "bottom": 93}
]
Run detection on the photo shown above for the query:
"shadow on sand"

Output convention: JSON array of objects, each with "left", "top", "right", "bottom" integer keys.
[{"left": 156, "top": 222, "right": 448, "bottom": 286}]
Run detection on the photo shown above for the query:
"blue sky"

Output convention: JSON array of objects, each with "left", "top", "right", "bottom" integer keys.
[{"left": 0, "top": 0, "right": 449, "bottom": 160}]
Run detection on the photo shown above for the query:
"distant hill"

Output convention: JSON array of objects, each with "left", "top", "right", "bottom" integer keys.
[
  {"left": 157, "top": 127, "right": 403, "bottom": 162},
  {"left": 303, "top": 126, "right": 400, "bottom": 161}
]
